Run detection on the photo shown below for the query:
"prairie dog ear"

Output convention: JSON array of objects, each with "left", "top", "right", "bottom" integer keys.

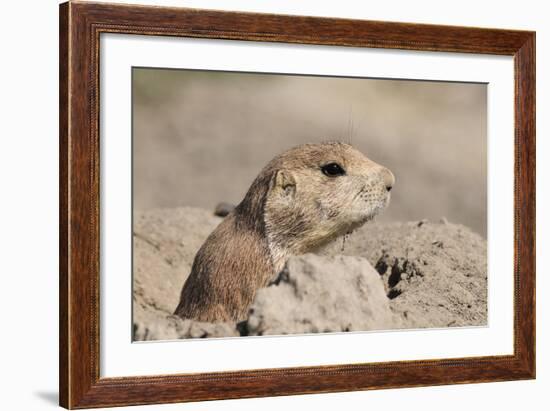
[{"left": 273, "top": 169, "right": 296, "bottom": 196}]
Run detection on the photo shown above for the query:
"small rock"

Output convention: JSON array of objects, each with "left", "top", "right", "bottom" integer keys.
[
  {"left": 214, "top": 202, "right": 235, "bottom": 217},
  {"left": 417, "top": 219, "right": 429, "bottom": 227}
]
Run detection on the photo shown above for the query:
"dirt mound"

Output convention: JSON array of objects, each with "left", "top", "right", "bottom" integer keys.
[
  {"left": 133, "top": 207, "right": 487, "bottom": 340},
  {"left": 321, "top": 219, "right": 487, "bottom": 328}
]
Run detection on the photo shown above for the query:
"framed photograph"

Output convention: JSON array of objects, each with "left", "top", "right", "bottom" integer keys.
[{"left": 59, "top": 1, "right": 535, "bottom": 408}]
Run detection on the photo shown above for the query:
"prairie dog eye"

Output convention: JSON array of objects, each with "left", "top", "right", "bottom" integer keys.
[{"left": 321, "top": 162, "right": 346, "bottom": 177}]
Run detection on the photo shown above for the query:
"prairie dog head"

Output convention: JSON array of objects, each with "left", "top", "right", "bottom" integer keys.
[{"left": 262, "top": 142, "right": 394, "bottom": 265}]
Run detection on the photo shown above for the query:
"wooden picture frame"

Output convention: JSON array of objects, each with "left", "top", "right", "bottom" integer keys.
[{"left": 59, "top": 1, "right": 535, "bottom": 408}]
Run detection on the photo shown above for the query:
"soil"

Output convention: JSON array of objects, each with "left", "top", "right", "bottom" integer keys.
[{"left": 133, "top": 207, "right": 487, "bottom": 341}]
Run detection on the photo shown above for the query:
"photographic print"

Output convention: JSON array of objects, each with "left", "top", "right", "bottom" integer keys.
[{"left": 132, "top": 68, "right": 487, "bottom": 341}]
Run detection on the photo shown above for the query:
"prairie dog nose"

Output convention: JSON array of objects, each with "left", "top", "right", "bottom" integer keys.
[{"left": 380, "top": 167, "right": 395, "bottom": 192}]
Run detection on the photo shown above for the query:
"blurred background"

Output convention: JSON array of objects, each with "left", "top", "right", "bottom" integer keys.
[{"left": 133, "top": 68, "right": 487, "bottom": 236}]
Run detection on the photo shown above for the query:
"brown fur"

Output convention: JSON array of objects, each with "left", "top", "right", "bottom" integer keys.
[{"left": 174, "top": 142, "right": 394, "bottom": 322}]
